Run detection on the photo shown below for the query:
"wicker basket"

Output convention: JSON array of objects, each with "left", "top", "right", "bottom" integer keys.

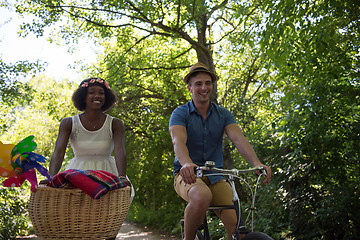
[{"left": 28, "top": 185, "right": 131, "bottom": 240}]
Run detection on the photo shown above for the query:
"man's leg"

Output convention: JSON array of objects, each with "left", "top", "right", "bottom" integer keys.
[
  {"left": 210, "top": 179, "right": 237, "bottom": 239},
  {"left": 184, "top": 184, "right": 212, "bottom": 240},
  {"left": 218, "top": 209, "right": 237, "bottom": 239},
  {"left": 174, "top": 173, "right": 212, "bottom": 240}
]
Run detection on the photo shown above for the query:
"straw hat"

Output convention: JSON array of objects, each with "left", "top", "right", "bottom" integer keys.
[{"left": 183, "top": 62, "right": 217, "bottom": 84}]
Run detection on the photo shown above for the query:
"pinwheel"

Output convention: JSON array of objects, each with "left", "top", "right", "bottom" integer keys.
[{"left": 0, "top": 135, "right": 50, "bottom": 192}]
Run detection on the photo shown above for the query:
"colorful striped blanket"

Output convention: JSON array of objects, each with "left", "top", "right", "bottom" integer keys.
[{"left": 48, "top": 169, "right": 127, "bottom": 199}]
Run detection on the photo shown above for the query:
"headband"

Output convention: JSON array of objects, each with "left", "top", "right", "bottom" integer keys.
[{"left": 80, "top": 78, "right": 110, "bottom": 90}]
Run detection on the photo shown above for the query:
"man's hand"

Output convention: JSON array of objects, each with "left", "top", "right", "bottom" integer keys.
[
  {"left": 180, "top": 162, "right": 198, "bottom": 185},
  {"left": 255, "top": 164, "right": 271, "bottom": 184}
]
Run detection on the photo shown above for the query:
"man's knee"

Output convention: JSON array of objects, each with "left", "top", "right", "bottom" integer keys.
[{"left": 188, "top": 184, "right": 212, "bottom": 207}]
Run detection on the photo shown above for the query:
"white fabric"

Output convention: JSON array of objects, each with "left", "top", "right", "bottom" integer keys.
[
  {"left": 66, "top": 114, "right": 118, "bottom": 174},
  {"left": 66, "top": 114, "right": 135, "bottom": 202}
]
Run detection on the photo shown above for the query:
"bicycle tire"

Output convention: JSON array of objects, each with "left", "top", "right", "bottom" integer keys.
[{"left": 242, "top": 232, "right": 274, "bottom": 240}]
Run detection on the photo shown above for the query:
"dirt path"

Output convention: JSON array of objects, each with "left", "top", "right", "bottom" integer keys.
[
  {"left": 117, "top": 221, "right": 181, "bottom": 240},
  {"left": 16, "top": 221, "right": 181, "bottom": 240}
]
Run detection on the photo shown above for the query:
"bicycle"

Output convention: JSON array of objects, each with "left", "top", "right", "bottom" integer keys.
[{"left": 179, "top": 161, "right": 274, "bottom": 240}]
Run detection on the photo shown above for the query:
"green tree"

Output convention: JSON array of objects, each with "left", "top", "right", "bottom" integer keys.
[
  {"left": 250, "top": 0, "right": 360, "bottom": 239},
  {"left": 0, "top": 186, "right": 32, "bottom": 240},
  {"left": 87, "top": 34, "right": 191, "bottom": 231},
  {"left": 13, "top": 0, "right": 270, "bottom": 101},
  {"left": 13, "top": 0, "right": 275, "bottom": 233},
  {"left": 0, "top": 76, "right": 76, "bottom": 239},
  {"left": 9, "top": 0, "right": 360, "bottom": 239},
  {"left": 1, "top": 3, "right": 45, "bottom": 135},
  {"left": 1, "top": 75, "right": 77, "bottom": 161},
  {"left": 0, "top": 59, "right": 44, "bottom": 134}
]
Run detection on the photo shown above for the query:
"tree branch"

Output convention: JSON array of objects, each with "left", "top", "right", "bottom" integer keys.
[{"left": 122, "top": 94, "right": 164, "bottom": 102}]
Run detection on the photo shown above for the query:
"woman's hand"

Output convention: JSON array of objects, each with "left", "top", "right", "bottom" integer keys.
[
  {"left": 119, "top": 176, "right": 131, "bottom": 187},
  {"left": 39, "top": 179, "right": 49, "bottom": 185}
]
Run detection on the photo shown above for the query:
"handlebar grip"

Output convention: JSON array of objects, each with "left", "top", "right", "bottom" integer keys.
[{"left": 254, "top": 167, "right": 267, "bottom": 178}]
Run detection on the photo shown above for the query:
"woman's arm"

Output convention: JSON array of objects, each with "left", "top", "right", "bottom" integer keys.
[
  {"left": 48, "top": 117, "right": 72, "bottom": 177},
  {"left": 112, "top": 118, "right": 128, "bottom": 182}
]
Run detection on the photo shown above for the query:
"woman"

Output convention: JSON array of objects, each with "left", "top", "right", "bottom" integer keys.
[{"left": 47, "top": 78, "right": 133, "bottom": 239}]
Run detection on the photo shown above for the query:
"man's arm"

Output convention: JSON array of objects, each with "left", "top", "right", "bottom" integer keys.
[
  {"left": 169, "top": 125, "right": 197, "bottom": 184},
  {"left": 225, "top": 123, "right": 271, "bottom": 184}
]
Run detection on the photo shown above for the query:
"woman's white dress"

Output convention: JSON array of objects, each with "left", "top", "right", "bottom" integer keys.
[{"left": 66, "top": 114, "right": 134, "bottom": 201}]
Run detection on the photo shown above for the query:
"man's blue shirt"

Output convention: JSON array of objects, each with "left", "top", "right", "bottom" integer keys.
[{"left": 169, "top": 100, "right": 237, "bottom": 184}]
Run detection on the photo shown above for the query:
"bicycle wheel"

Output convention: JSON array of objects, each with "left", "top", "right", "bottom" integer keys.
[{"left": 242, "top": 232, "right": 274, "bottom": 240}]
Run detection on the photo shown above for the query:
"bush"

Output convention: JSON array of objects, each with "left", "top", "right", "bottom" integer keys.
[{"left": 0, "top": 185, "right": 33, "bottom": 240}]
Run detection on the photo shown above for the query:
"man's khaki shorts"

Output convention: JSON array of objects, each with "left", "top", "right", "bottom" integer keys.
[{"left": 174, "top": 172, "right": 233, "bottom": 206}]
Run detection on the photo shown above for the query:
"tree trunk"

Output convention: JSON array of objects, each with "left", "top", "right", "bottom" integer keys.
[{"left": 194, "top": 0, "right": 217, "bottom": 103}]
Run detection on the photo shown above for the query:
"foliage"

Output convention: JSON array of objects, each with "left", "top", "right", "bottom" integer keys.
[
  {"left": 1, "top": 76, "right": 77, "bottom": 164},
  {"left": 13, "top": 0, "right": 268, "bottom": 100},
  {"left": 249, "top": 0, "right": 360, "bottom": 239},
  {"left": 207, "top": 215, "right": 226, "bottom": 239},
  {"left": 0, "top": 186, "right": 33, "bottom": 240},
  {"left": 2, "top": 0, "right": 359, "bottom": 239},
  {"left": 0, "top": 2, "right": 45, "bottom": 137},
  {"left": 0, "top": 59, "right": 44, "bottom": 135},
  {"left": 98, "top": 33, "right": 194, "bottom": 232},
  {"left": 128, "top": 198, "right": 186, "bottom": 234},
  {"left": 0, "top": 76, "right": 77, "bottom": 238}
]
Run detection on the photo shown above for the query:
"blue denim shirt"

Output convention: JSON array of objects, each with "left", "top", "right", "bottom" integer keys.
[{"left": 169, "top": 100, "right": 237, "bottom": 184}]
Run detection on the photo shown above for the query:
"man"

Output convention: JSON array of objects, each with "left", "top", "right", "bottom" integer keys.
[{"left": 169, "top": 62, "right": 271, "bottom": 240}]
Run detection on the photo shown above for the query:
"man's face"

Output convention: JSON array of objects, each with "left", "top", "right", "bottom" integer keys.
[{"left": 187, "top": 72, "right": 213, "bottom": 104}]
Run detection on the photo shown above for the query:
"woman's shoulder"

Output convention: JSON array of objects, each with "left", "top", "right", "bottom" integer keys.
[
  {"left": 60, "top": 117, "right": 73, "bottom": 124},
  {"left": 58, "top": 117, "right": 73, "bottom": 132},
  {"left": 110, "top": 116, "right": 125, "bottom": 130},
  {"left": 111, "top": 117, "right": 124, "bottom": 126}
]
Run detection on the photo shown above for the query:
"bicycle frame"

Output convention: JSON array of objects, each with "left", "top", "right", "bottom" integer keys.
[{"left": 194, "top": 161, "right": 266, "bottom": 239}]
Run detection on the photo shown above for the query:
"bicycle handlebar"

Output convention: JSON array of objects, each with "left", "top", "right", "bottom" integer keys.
[{"left": 196, "top": 161, "right": 266, "bottom": 178}]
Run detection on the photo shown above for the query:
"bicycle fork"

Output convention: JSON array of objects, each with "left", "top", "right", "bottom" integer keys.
[{"left": 228, "top": 176, "right": 248, "bottom": 240}]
